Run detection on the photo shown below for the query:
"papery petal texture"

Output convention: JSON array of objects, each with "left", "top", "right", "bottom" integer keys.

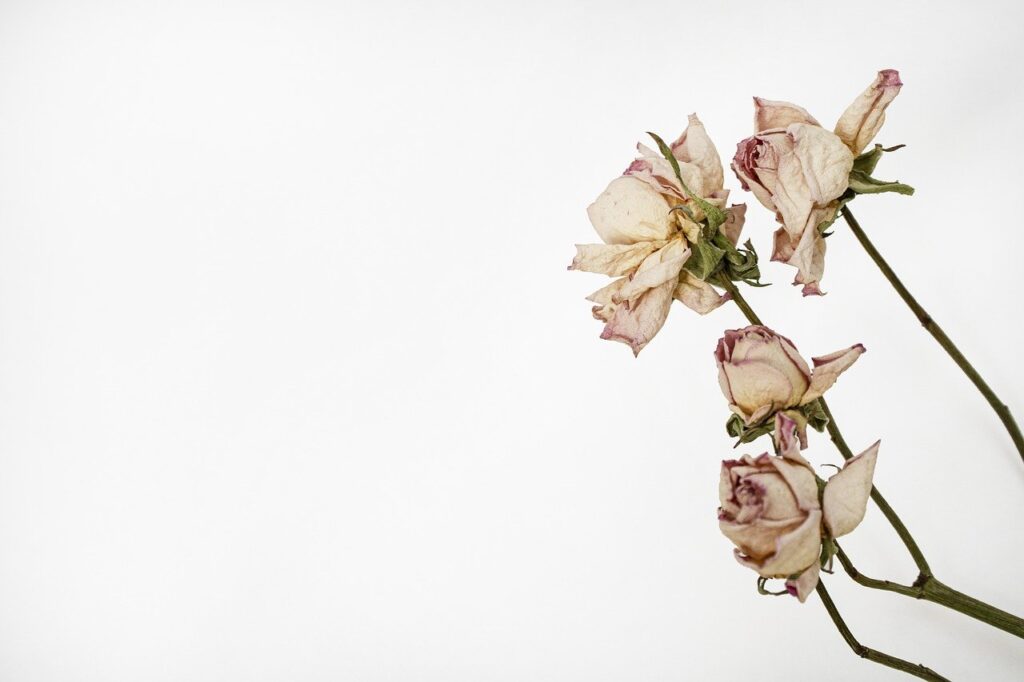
[
  {"left": 823, "top": 441, "right": 879, "bottom": 538},
  {"left": 834, "top": 69, "right": 903, "bottom": 154}
]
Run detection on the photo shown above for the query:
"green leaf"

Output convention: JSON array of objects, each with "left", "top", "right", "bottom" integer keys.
[
  {"left": 853, "top": 143, "right": 906, "bottom": 175},
  {"left": 683, "top": 237, "right": 726, "bottom": 281},
  {"left": 725, "top": 413, "right": 745, "bottom": 438},
  {"left": 647, "top": 132, "right": 727, "bottom": 231},
  {"left": 757, "top": 577, "right": 789, "bottom": 597},
  {"left": 801, "top": 400, "right": 829, "bottom": 433},
  {"left": 848, "top": 169, "right": 915, "bottom": 196}
]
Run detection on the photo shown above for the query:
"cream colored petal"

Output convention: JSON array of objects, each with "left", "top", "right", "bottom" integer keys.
[
  {"left": 568, "top": 242, "right": 664, "bottom": 276},
  {"left": 773, "top": 217, "right": 828, "bottom": 297},
  {"left": 801, "top": 344, "right": 866, "bottom": 404},
  {"left": 823, "top": 441, "right": 878, "bottom": 538},
  {"left": 769, "top": 457, "right": 820, "bottom": 512},
  {"left": 788, "top": 123, "right": 855, "bottom": 205},
  {"left": 758, "top": 510, "right": 823, "bottom": 577},
  {"left": 834, "top": 70, "right": 903, "bottom": 154},
  {"left": 771, "top": 144, "right": 816, "bottom": 241},
  {"left": 722, "top": 362, "right": 797, "bottom": 425},
  {"left": 614, "top": 239, "right": 690, "bottom": 306},
  {"left": 753, "top": 97, "right": 821, "bottom": 132},
  {"left": 599, "top": 279, "right": 675, "bottom": 355},
  {"left": 673, "top": 272, "right": 729, "bottom": 315},
  {"left": 786, "top": 562, "right": 820, "bottom": 603},
  {"left": 586, "top": 278, "right": 627, "bottom": 323},
  {"left": 670, "top": 113, "right": 725, "bottom": 194},
  {"left": 587, "top": 176, "right": 675, "bottom": 245},
  {"left": 722, "top": 516, "right": 804, "bottom": 562}
]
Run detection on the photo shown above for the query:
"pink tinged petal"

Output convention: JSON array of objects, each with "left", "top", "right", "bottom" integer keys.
[
  {"left": 753, "top": 97, "right": 821, "bottom": 132},
  {"left": 801, "top": 344, "right": 867, "bottom": 404},
  {"left": 834, "top": 69, "right": 903, "bottom": 154},
  {"left": 823, "top": 441, "right": 879, "bottom": 537},
  {"left": 774, "top": 411, "right": 810, "bottom": 463},
  {"left": 586, "top": 176, "right": 675, "bottom": 245},
  {"left": 787, "top": 123, "right": 855, "bottom": 205},
  {"left": 569, "top": 242, "right": 664, "bottom": 276},
  {"left": 673, "top": 272, "right": 729, "bottom": 315},
  {"left": 786, "top": 562, "right": 820, "bottom": 603},
  {"left": 731, "top": 136, "right": 781, "bottom": 211},
  {"left": 670, "top": 113, "right": 725, "bottom": 195},
  {"left": 614, "top": 239, "right": 690, "bottom": 306},
  {"left": 599, "top": 279, "right": 675, "bottom": 355},
  {"left": 720, "top": 203, "right": 747, "bottom": 247}
]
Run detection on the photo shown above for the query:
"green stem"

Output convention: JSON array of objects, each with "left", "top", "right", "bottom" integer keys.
[
  {"left": 835, "top": 543, "right": 1024, "bottom": 639},
  {"left": 717, "top": 276, "right": 932, "bottom": 576},
  {"left": 815, "top": 581, "right": 950, "bottom": 681},
  {"left": 817, "top": 398, "right": 932, "bottom": 577},
  {"left": 841, "top": 205, "right": 1024, "bottom": 465}
]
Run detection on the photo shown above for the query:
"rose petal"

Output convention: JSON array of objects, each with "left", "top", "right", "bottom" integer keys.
[
  {"left": 774, "top": 411, "right": 810, "bottom": 463},
  {"left": 670, "top": 113, "right": 724, "bottom": 196},
  {"left": 834, "top": 69, "right": 903, "bottom": 154},
  {"left": 614, "top": 239, "right": 690, "bottom": 306},
  {"left": 769, "top": 457, "right": 819, "bottom": 512},
  {"left": 738, "top": 509, "right": 823, "bottom": 577},
  {"left": 823, "top": 441, "right": 879, "bottom": 538},
  {"left": 586, "top": 278, "right": 627, "bottom": 322},
  {"left": 753, "top": 97, "right": 821, "bottom": 132},
  {"left": 587, "top": 176, "right": 675, "bottom": 245},
  {"left": 785, "top": 562, "right": 820, "bottom": 603},
  {"left": 787, "top": 124, "right": 855, "bottom": 205},
  {"left": 801, "top": 344, "right": 866, "bottom": 404},
  {"left": 599, "top": 279, "right": 675, "bottom": 355},
  {"left": 673, "top": 272, "right": 729, "bottom": 314},
  {"left": 569, "top": 242, "right": 664, "bottom": 276}
]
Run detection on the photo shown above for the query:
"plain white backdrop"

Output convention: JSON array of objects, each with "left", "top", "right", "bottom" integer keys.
[{"left": 1, "top": 1, "right": 1022, "bottom": 680}]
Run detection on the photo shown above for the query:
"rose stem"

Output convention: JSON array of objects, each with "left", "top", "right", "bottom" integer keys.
[
  {"left": 834, "top": 542, "right": 1024, "bottom": 639},
  {"left": 717, "top": 276, "right": 932, "bottom": 576},
  {"left": 841, "top": 205, "right": 1024, "bottom": 465},
  {"left": 815, "top": 580, "right": 951, "bottom": 681},
  {"left": 816, "top": 398, "right": 931, "bottom": 577}
]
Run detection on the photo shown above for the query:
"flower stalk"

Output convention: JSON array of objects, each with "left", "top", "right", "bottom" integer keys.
[
  {"left": 840, "top": 205, "right": 1024, "bottom": 465},
  {"left": 834, "top": 543, "right": 1024, "bottom": 638},
  {"left": 815, "top": 581, "right": 951, "bottom": 681}
]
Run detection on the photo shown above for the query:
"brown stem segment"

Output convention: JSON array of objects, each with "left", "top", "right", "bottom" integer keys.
[
  {"left": 841, "top": 205, "right": 1024, "bottom": 465},
  {"left": 816, "top": 581, "right": 951, "bottom": 681},
  {"left": 835, "top": 543, "right": 1024, "bottom": 639}
]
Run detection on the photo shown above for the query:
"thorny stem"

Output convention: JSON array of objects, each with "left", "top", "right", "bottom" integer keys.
[
  {"left": 841, "top": 205, "right": 1024, "bottom": 465},
  {"left": 815, "top": 581, "right": 951, "bottom": 681},
  {"left": 834, "top": 543, "right": 1024, "bottom": 639}
]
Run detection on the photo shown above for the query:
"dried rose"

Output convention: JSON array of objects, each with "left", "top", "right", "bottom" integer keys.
[
  {"left": 715, "top": 325, "right": 864, "bottom": 426},
  {"left": 719, "top": 414, "right": 879, "bottom": 602},
  {"left": 571, "top": 115, "right": 746, "bottom": 354},
  {"left": 732, "top": 70, "right": 903, "bottom": 295}
]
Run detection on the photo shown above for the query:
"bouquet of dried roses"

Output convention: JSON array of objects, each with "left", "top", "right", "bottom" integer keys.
[{"left": 569, "top": 71, "right": 1023, "bottom": 681}]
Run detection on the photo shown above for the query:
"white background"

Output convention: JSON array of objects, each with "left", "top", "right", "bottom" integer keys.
[{"left": 1, "top": 1, "right": 1022, "bottom": 680}]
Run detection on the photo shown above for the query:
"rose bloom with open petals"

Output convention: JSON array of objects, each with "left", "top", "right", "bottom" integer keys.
[
  {"left": 732, "top": 70, "right": 903, "bottom": 295},
  {"left": 719, "top": 413, "right": 879, "bottom": 602},
  {"left": 570, "top": 115, "right": 748, "bottom": 355},
  {"left": 715, "top": 325, "right": 864, "bottom": 426}
]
